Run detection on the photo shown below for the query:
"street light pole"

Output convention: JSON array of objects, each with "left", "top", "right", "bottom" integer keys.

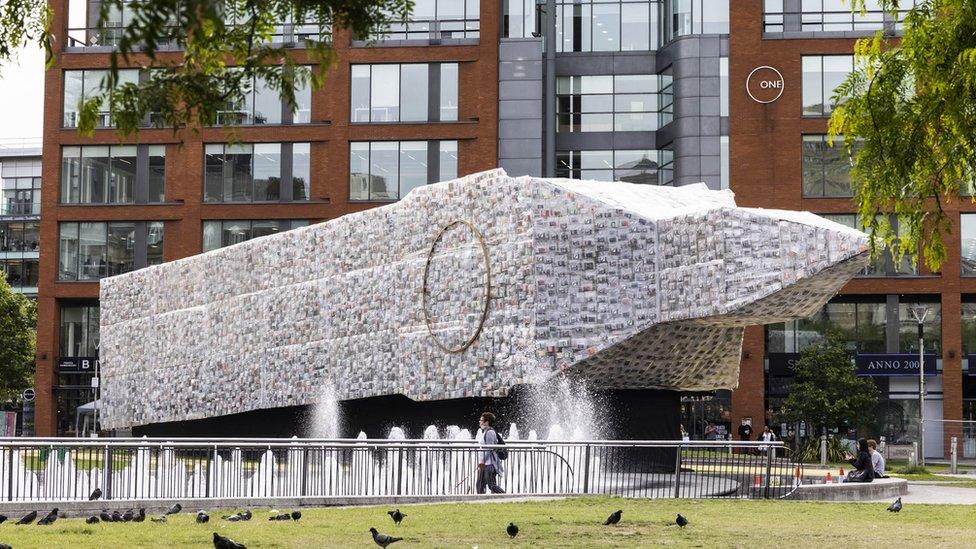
[{"left": 910, "top": 305, "right": 929, "bottom": 467}]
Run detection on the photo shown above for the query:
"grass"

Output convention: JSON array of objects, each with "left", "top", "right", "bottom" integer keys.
[{"left": 0, "top": 497, "right": 975, "bottom": 548}]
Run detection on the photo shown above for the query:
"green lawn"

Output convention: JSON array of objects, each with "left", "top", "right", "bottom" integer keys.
[{"left": 0, "top": 496, "right": 973, "bottom": 548}]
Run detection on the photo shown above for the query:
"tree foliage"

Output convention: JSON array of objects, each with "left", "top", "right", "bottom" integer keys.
[
  {"left": 0, "top": 0, "right": 411, "bottom": 136},
  {"left": 0, "top": 276, "right": 35, "bottom": 401},
  {"left": 778, "top": 340, "right": 879, "bottom": 436},
  {"left": 829, "top": 0, "right": 976, "bottom": 270}
]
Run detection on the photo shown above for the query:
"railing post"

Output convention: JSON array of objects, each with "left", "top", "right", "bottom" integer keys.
[
  {"left": 301, "top": 446, "right": 308, "bottom": 497},
  {"left": 582, "top": 444, "right": 591, "bottom": 494},
  {"left": 673, "top": 442, "right": 682, "bottom": 498},
  {"left": 763, "top": 446, "right": 774, "bottom": 499},
  {"left": 6, "top": 446, "right": 13, "bottom": 501},
  {"left": 951, "top": 436, "right": 959, "bottom": 474},
  {"left": 103, "top": 444, "right": 112, "bottom": 500},
  {"left": 396, "top": 445, "right": 404, "bottom": 496},
  {"left": 206, "top": 445, "right": 216, "bottom": 498}
]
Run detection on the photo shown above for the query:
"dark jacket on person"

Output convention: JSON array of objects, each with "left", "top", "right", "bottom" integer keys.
[
  {"left": 737, "top": 424, "right": 753, "bottom": 440},
  {"left": 847, "top": 450, "right": 875, "bottom": 482}
]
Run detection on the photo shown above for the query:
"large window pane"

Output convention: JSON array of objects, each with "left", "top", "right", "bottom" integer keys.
[
  {"left": 78, "top": 222, "right": 107, "bottom": 281},
  {"left": 371, "top": 65, "right": 400, "bottom": 122},
  {"left": 591, "top": 3, "right": 620, "bottom": 51},
  {"left": 370, "top": 142, "right": 399, "bottom": 200},
  {"left": 252, "top": 144, "right": 282, "bottom": 201},
  {"left": 621, "top": 3, "right": 650, "bottom": 51},
  {"left": 63, "top": 71, "right": 84, "bottom": 128},
  {"left": 963, "top": 215, "right": 976, "bottom": 276},
  {"left": 440, "top": 63, "right": 459, "bottom": 121},
  {"left": 399, "top": 141, "right": 428, "bottom": 196},
  {"left": 148, "top": 145, "right": 166, "bottom": 203},
  {"left": 81, "top": 146, "right": 109, "bottom": 204},
  {"left": 61, "top": 147, "right": 81, "bottom": 204},
  {"left": 351, "top": 65, "right": 371, "bottom": 123},
  {"left": 147, "top": 222, "right": 164, "bottom": 266},
  {"left": 106, "top": 222, "right": 135, "bottom": 276},
  {"left": 202, "top": 221, "right": 222, "bottom": 252},
  {"left": 439, "top": 141, "right": 458, "bottom": 180},
  {"left": 226, "top": 144, "right": 254, "bottom": 202},
  {"left": 59, "top": 223, "right": 79, "bottom": 281},
  {"left": 253, "top": 76, "right": 282, "bottom": 124},
  {"left": 899, "top": 301, "right": 941, "bottom": 353},
  {"left": 292, "top": 143, "right": 311, "bottom": 200},
  {"left": 108, "top": 145, "right": 136, "bottom": 203},
  {"left": 400, "top": 65, "right": 429, "bottom": 122},
  {"left": 204, "top": 144, "right": 224, "bottom": 202},
  {"left": 802, "top": 56, "right": 823, "bottom": 116},
  {"left": 350, "top": 143, "right": 370, "bottom": 201}
]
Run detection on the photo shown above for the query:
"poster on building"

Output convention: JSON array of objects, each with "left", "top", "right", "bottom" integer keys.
[
  {"left": 855, "top": 353, "right": 938, "bottom": 376},
  {"left": 0, "top": 411, "right": 16, "bottom": 437}
]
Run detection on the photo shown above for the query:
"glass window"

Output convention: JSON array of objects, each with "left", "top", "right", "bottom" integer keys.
[
  {"left": 373, "top": 0, "right": 480, "bottom": 39},
  {"left": 440, "top": 63, "right": 459, "bottom": 122},
  {"left": 201, "top": 220, "right": 309, "bottom": 252},
  {"left": 962, "top": 214, "right": 976, "bottom": 276},
  {"left": 147, "top": 221, "right": 164, "bottom": 266},
  {"left": 504, "top": 0, "right": 538, "bottom": 38},
  {"left": 962, "top": 302, "right": 976, "bottom": 355},
  {"left": 58, "top": 222, "right": 162, "bottom": 281},
  {"left": 352, "top": 63, "right": 457, "bottom": 123},
  {"left": 439, "top": 140, "right": 458, "bottom": 180},
  {"left": 802, "top": 55, "right": 853, "bottom": 116},
  {"left": 213, "top": 68, "right": 313, "bottom": 126},
  {"left": 350, "top": 140, "right": 458, "bottom": 201},
  {"left": 899, "top": 300, "right": 941, "bottom": 354},
  {"left": 61, "top": 145, "right": 165, "bottom": 204},
  {"left": 59, "top": 305, "right": 100, "bottom": 358},
  {"left": 557, "top": 74, "right": 667, "bottom": 133},
  {"left": 557, "top": 149, "right": 673, "bottom": 185},
  {"left": 63, "top": 69, "right": 139, "bottom": 128},
  {"left": 558, "top": 0, "right": 660, "bottom": 52},
  {"left": 822, "top": 213, "right": 916, "bottom": 276},
  {"left": 621, "top": 3, "right": 650, "bottom": 51},
  {"left": 292, "top": 143, "right": 311, "bottom": 201},
  {"left": 253, "top": 76, "right": 282, "bottom": 125},
  {"left": 801, "top": 135, "right": 853, "bottom": 197},
  {"left": 204, "top": 143, "right": 308, "bottom": 203}
]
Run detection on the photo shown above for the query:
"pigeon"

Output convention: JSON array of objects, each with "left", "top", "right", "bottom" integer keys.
[
  {"left": 370, "top": 527, "right": 403, "bottom": 548},
  {"left": 165, "top": 503, "right": 182, "bottom": 515},
  {"left": 16, "top": 510, "right": 37, "bottom": 525},
  {"left": 213, "top": 531, "right": 247, "bottom": 549},
  {"left": 0, "top": 544, "right": 11, "bottom": 549},
  {"left": 268, "top": 513, "right": 291, "bottom": 521},
  {"left": 0, "top": 515, "right": 6, "bottom": 524},
  {"left": 676, "top": 514, "right": 688, "bottom": 528},
  {"left": 603, "top": 510, "right": 622, "bottom": 526},
  {"left": 133, "top": 508, "right": 146, "bottom": 523},
  {"left": 86, "top": 516, "right": 100, "bottom": 524},
  {"left": 37, "top": 508, "right": 59, "bottom": 526},
  {"left": 241, "top": 510, "right": 252, "bottom": 521},
  {"left": 89, "top": 488, "right": 102, "bottom": 501},
  {"left": 507, "top": 522, "right": 519, "bottom": 538},
  {"left": 111, "top": 511, "right": 123, "bottom": 522},
  {"left": 290, "top": 511, "right": 301, "bottom": 521},
  {"left": 388, "top": 509, "right": 405, "bottom": 525},
  {"left": 197, "top": 511, "right": 210, "bottom": 524},
  {"left": 122, "top": 509, "right": 134, "bottom": 522},
  {"left": 222, "top": 514, "right": 243, "bottom": 522},
  {"left": 887, "top": 497, "right": 902, "bottom": 512},
  {"left": 99, "top": 510, "right": 112, "bottom": 522},
  {"left": 151, "top": 515, "right": 168, "bottom": 523}
]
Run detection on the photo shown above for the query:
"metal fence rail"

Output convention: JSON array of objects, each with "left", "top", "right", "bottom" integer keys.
[{"left": 0, "top": 439, "right": 801, "bottom": 502}]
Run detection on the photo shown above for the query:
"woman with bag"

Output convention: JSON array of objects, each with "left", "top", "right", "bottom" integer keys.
[{"left": 844, "top": 438, "right": 875, "bottom": 483}]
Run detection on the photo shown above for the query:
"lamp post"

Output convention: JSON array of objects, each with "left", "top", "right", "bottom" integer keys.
[{"left": 909, "top": 305, "right": 929, "bottom": 466}]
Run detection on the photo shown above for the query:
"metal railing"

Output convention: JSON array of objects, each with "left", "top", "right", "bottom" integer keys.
[
  {"left": 762, "top": 6, "right": 917, "bottom": 34},
  {"left": 66, "top": 25, "right": 331, "bottom": 49},
  {"left": 0, "top": 438, "right": 802, "bottom": 502}
]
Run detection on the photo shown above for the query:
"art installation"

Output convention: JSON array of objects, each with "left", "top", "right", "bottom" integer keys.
[{"left": 98, "top": 169, "right": 869, "bottom": 430}]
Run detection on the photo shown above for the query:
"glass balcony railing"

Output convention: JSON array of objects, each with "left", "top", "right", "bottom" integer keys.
[{"left": 0, "top": 203, "right": 39, "bottom": 216}]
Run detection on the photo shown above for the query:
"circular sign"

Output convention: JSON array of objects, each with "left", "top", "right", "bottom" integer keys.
[
  {"left": 746, "top": 65, "right": 785, "bottom": 104},
  {"left": 21, "top": 388, "right": 35, "bottom": 402},
  {"left": 422, "top": 220, "right": 491, "bottom": 354}
]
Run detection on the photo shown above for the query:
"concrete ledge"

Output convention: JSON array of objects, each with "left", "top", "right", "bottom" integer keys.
[
  {"left": 0, "top": 494, "right": 564, "bottom": 518},
  {"left": 784, "top": 478, "right": 908, "bottom": 501}
]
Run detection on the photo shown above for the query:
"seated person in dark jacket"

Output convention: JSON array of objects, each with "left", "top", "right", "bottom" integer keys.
[{"left": 844, "top": 438, "right": 875, "bottom": 483}]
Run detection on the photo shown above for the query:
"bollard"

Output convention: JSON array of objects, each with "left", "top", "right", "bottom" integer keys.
[
  {"left": 951, "top": 437, "right": 959, "bottom": 475},
  {"left": 911, "top": 442, "right": 919, "bottom": 467},
  {"left": 820, "top": 435, "right": 827, "bottom": 466}
]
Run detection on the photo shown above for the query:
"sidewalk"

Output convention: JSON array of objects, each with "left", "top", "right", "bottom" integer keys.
[{"left": 866, "top": 481, "right": 976, "bottom": 504}]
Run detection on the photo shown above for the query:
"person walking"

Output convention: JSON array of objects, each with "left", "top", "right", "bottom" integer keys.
[{"left": 475, "top": 412, "right": 505, "bottom": 494}]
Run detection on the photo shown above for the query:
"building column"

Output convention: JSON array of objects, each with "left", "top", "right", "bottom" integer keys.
[
  {"left": 33, "top": 296, "right": 57, "bottom": 436},
  {"left": 732, "top": 325, "right": 766, "bottom": 439},
  {"left": 943, "top": 293, "right": 963, "bottom": 458}
]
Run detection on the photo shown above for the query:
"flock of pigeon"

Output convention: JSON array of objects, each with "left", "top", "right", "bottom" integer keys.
[{"left": 0, "top": 486, "right": 907, "bottom": 548}]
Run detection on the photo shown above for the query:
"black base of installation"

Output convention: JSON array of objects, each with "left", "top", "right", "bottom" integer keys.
[{"left": 133, "top": 387, "right": 680, "bottom": 442}]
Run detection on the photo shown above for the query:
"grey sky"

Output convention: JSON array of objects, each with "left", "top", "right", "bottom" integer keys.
[{"left": 0, "top": 45, "right": 44, "bottom": 141}]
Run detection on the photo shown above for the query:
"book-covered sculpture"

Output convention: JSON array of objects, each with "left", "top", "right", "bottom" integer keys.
[{"left": 98, "top": 169, "right": 869, "bottom": 430}]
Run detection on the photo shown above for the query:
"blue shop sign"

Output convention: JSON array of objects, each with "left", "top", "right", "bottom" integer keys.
[{"left": 855, "top": 353, "right": 938, "bottom": 376}]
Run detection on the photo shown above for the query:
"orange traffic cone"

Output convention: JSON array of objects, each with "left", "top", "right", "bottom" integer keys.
[
  {"left": 825, "top": 471, "right": 832, "bottom": 483},
  {"left": 794, "top": 465, "right": 802, "bottom": 479},
  {"left": 754, "top": 474, "right": 762, "bottom": 487}
]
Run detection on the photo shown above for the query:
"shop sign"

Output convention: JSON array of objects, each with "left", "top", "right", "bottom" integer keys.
[
  {"left": 58, "top": 357, "right": 99, "bottom": 372},
  {"left": 746, "top": 66, "right": 785, "bottom": 104},
  {"left": 854, "top": 353, "right": 938, "bottom": 376},
  {"left": 767, "top": 353, "right": 801, "bottom": 376}
]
